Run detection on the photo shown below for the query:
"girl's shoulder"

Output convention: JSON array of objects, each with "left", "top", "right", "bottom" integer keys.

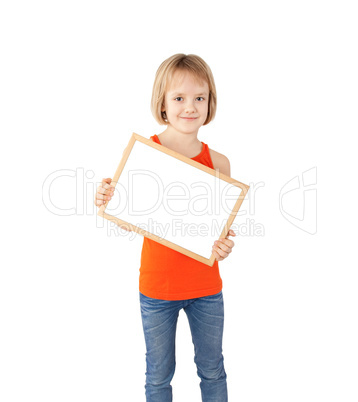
[{"left": 208, "top": 148, "right": 231, "bottom": 177}]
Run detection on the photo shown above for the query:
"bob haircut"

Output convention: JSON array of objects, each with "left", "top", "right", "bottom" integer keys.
[{"left": 151, "top": 53, "right": 217, "bottom": 126}]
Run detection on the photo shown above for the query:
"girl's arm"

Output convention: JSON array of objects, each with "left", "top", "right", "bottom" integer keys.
[
  {"left": 209, "top": 148, "right": 231, "bottom": 177},
  {"left": 209, "top": 148, "right": 236, "bottom": 261}
]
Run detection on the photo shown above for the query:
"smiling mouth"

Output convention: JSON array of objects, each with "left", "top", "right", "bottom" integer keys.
[{"left": 180, "top": 117, "right": 197, "bottom": 120}]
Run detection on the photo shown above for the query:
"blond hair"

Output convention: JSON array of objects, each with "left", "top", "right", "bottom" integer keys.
[{"left": 151, "top": 54, "right": 217, "bottom": 126}]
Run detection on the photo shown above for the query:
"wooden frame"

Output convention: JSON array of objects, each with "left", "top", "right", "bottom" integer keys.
[{"left": 98, "top": 133, "right": 250, "bottom": 266}]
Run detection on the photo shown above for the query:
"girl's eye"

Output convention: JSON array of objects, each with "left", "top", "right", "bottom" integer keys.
[
  {"left": 175, "top": 97, "right": 183, "bottom": 101},
  {"left": 196, "top": 97, "right": 205, "bottom": 101}
]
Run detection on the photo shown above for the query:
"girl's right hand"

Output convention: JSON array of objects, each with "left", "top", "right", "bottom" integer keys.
[
  {"left": 95, "top": 177, "right": 115, "bottom": 207},
  {"left": 95, "top": 177, "right": 132, "bottom": 232}
]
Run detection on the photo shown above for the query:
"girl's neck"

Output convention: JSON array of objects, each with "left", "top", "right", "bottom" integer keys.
[
  {"left": 157, "top": 126, "right": 203, "bottom": 158},
  {"left": 159, "top": 126, "right": 201, "bottom": 146}
]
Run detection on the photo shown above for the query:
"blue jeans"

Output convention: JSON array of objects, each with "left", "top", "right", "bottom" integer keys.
[{"left": 140, "top": 291, "right": 228, "bottom": 402}]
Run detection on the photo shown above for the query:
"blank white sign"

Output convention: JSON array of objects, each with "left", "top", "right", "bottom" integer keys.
[{"left": 99, "top": 133, "right": 249, "bottom": 266}]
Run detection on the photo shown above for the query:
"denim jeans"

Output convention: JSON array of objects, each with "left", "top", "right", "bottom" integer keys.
[{"left": 140, "top": 291, "right": 228, "bottom": 402}]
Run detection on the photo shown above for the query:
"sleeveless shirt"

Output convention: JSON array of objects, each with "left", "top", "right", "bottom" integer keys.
[{"left": 139, "top": 134, "right": 222, "bottom": 301}]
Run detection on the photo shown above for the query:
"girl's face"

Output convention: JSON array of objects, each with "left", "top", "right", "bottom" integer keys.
[{"left": 162, "top": 71, "right": 209, "bottom": 136}]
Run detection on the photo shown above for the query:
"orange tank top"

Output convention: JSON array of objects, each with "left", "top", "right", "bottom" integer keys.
[{"left": 139, "top": 134, "right": 222, "bottom": 301}]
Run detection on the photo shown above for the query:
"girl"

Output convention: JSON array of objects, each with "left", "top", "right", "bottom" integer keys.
[{"left": 95, "top": 54, "right": 236, "bottom": 402}]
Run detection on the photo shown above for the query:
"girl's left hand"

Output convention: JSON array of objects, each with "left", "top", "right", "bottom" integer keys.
[{"left": 212, "top": 230, "right": 236, "bottom": 261}]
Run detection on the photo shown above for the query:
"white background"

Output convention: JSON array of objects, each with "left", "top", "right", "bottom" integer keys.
[{"left": 1, "top": 1, "right": 357, "bottom": 401}]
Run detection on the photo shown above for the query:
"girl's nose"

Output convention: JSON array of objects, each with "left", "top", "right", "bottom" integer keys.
[{"left": 185, "top": 102, "right": 196, "bottom": 113}]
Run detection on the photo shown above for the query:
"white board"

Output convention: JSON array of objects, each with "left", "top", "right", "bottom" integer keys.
[{"left": 98, "top": 133, "right": 249, "bottom": 266}]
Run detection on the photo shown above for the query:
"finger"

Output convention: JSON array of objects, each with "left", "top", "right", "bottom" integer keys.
[
  {"left": 216, "top": 238, "right": 234, "bottom": 250},
  {"left": 95, "top": 179, "right": 115, "bottom": 207},
  {"left": 227, "top": 229, "right": 237, "bottom": 237},
  {"left": 97, "top": 186, "right": 114, "bottom": 198},
  {"left": 102, "top": 177, "right": 112, "bottom": 185},
  {"left": 95, "top": 196, "right": 111, "bottom": 207},
  {"left": 213, "top": 241, "right": 229, "bottom": 253},
  {"left": 95, "top": 199, "right": 105, "bottom": 207},
  {"left": 102, "top": 178, "right": 114, "bottom": 189},
  {"left": 95, "top": 197, "right": 110, "bottom": 207},
  {"left": 102, "top": 178, "right": 116, "bottom": 192},
  {"left": 95, "top": 188, "right": 114, "bottom": 206},
  {"left": 212, "top": 243, "right": 229, "bottom": 259},
  {"left": 212, "top": 248, "right": 224, "bottom": 261},
  {"left": 96, "top": 179, "right": 115, "bottom": 198}
]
